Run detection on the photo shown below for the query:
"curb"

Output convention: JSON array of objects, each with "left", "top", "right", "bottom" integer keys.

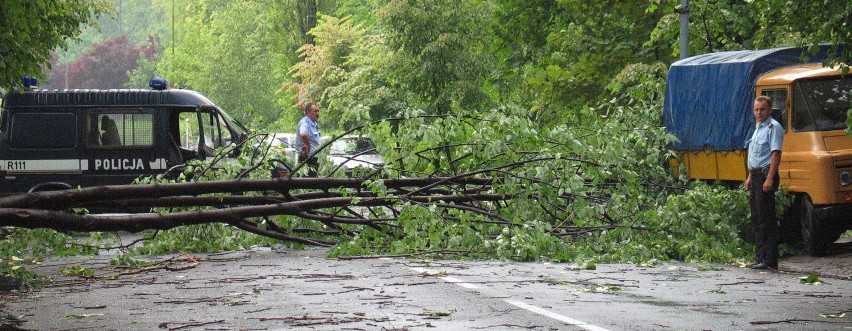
[{"left": 778, "top": 239, "right": 851, "bottom": 280}]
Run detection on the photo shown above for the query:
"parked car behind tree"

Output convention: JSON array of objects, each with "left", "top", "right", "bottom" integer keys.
[{"left": 325, "top": 135, "right": 384, "bottom": 177}]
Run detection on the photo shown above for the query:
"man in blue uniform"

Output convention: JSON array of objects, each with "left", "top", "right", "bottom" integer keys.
[
  {"left": 296, "top": 102, "right": 321, "bottom": 177},
  {"left": 745, "top": 95, "right": 784, "bottom": 270}
]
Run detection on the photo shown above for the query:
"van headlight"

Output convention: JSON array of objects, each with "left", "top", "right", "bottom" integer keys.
[{"left": 841, "top": 170, "right": 852, "bottom": 187}]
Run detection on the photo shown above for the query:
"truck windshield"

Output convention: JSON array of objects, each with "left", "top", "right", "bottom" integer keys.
[{"left": 792, "top": 76, "right": 852, "bottom": 132}]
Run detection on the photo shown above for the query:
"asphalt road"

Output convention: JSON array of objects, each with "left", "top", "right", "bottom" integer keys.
[{"left": 1, "top": 240, "right": 850, "bottom": 331}]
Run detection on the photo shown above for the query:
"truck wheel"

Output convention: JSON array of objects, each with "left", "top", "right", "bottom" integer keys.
[
  {"left": 798, "top": 195, "right": 829, "bottom": 256},
  {"left": 823, "top": 223, "right": 843, "bottom": 246}
]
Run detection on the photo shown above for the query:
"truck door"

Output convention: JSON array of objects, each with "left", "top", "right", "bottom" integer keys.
[{"left": 760, "top": 88, "right": 789, "bottom": 129}]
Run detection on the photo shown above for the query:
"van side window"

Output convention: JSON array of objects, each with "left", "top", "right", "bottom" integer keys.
[
  {"left": 761, "top": 89, "right": 787, "bottom": 130},
  {"left": 178, "top": 111, "right": 199, "bottom": 149},
  {"left": 87, "top": 112, "right": 154, "bottom": 148},
  {"left": 10, "top": 113, "right": 76, "bottom": 149},
  {"left": 200, "top": 111, "right": 233, "bottom": 149}
]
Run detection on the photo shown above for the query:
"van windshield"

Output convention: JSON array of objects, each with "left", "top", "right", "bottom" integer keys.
[
  {"left": 218, "top": 107, "right": 248, "bottom": 137},
  {"left": 792, "top": 76, "right": 852, "bottom": 132}
]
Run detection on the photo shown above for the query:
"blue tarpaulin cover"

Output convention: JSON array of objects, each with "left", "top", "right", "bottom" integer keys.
[{"left": 663, "top": 46, "right": 832, "bottom": 151}]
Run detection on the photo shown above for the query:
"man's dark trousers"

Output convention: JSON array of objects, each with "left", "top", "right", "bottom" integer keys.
[
  {"left": 299, "top": 153, "right": 318, "bottom": 177},
  {"left": 749, "top": 169, "right": 780, "bottom": 268}
]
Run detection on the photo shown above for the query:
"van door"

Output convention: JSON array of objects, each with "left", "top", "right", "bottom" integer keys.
[
  {"left": 82, "top": 109, "right": 165, "bottom": 187},
  {"left": 177, "top": 106, "right": 239, "bottom": 160}
]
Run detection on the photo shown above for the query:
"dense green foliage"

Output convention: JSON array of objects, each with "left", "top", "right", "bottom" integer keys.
[
  {"left": 326, "top": 62, "right": 751, "bottom": 263},
  {"left": 10, "top": 0, "right": 850, "bottom": 129},
  {"left": 0, "top": 0, "right": 111, "bottom": 89},
  {"left": 152, "top": 0, "right": 292, "bottom": 126},
  {"left": 755, "top": 0, "right": 852, "bottom": 66},
  {"left": 116, "top": 63, "right": 756, "bottom": 264}
]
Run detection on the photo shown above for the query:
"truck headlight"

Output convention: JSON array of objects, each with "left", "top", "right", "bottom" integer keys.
[{"left": 841, "top": 170, "right": 852, "bottom": 187}]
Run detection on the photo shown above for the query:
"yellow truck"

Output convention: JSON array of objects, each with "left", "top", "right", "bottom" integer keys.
[{"left": 665, "top": 46, "right": 852, "bottom": 255}]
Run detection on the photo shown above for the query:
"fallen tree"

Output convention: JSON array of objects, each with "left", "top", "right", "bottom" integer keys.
[
  {"left": 0, "top": 175, "right": 508, "bottom": 246},
  {"left": 0, "top": 108, "right": 755, "bottom": 264}
]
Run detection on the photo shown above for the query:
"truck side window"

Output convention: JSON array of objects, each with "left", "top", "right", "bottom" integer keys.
[
  {"left": 10, "top": 113, "right": 76, "bottom": 149},
  {"left": 87, "top": 112, "right": 154, "bottom": 148},
  {"left": 761, "top": 89, "right": 787, "bottom": 130}
]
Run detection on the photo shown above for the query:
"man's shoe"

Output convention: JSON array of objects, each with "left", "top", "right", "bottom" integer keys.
[{"left": 750, "top": 263, "right": 768, "bottom": 269}]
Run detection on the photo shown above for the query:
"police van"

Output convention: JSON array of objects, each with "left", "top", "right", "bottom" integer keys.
[{"left": 0, "top": 77, "right": 249, "bottom": 196}]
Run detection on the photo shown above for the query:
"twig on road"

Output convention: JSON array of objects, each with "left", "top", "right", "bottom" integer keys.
[
  {"left": 472, "top": 324, "right": 542, "bottom": 329},
  {"left": 158, "top": 319, "right": 225, "bottom": 330},
  {"left": 750, "top": 318, "right": 835, "bottom": 325},
  {"left": 716, "top": 280, "right": 765, "bottom": 286}
]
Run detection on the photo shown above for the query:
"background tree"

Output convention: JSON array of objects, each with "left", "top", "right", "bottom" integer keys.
[
  {"left": 378, "top": 0, "right": 495, "bottom": 115},
  {"left": 647, "top": 0, "right": 761, "bottom": 57},
  {"left": 487, "top": 1, "right": 674, "bottom": 126},
  {"left": 43, "top": 0, "right": 167, "bottom": 90},
  {"left": 488, "top": 0, "right": 566, "bottom": 101},
  {"left": 155, "top": 0, "right": 294, "bottom": 128},
  {"left": 42, "top": 35, "right": 157, "bottom": 90},
  {"left": 58, "top": 0, "right": 167, "bottom": 63},
  {"left": 0, "top": 0, "right": 111, "bottom": 89},
  {"left": 754, "top": 0, "right": 852, "bottom": 65},
  {"left": 280, "top": 15, "right": 390, "bottom": 131}
]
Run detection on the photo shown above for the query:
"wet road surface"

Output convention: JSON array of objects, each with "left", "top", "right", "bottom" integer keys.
[{"left": 1, "top": 241, "right": 850, "bottom": 331}]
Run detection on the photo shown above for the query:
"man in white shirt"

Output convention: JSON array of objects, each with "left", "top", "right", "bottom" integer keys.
[
  {"left": 296, "top": 102, "right": 321, "bottom": 176},
  {"left": 745, "top": 95, "right": 784, "bottom": 270}
]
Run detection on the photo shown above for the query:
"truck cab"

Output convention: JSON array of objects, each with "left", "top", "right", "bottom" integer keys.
[
  {"left": 758, "top": 64, "right": 852, "bottom": 253},
  {"left": 664, "top": 46, "right": 852, "bottom": 255},
  {"left": 0, "top": 78, "right": 248, "bottom": 195}
]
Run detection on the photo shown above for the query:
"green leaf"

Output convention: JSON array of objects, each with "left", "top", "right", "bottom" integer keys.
[
  {"left": 799, "top": 274, "right": 823, "bottom": 285},
  {"left": 820, "top": 312, "right": 847, "bottom": 318}
]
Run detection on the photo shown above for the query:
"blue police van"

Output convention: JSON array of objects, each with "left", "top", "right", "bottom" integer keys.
[{"left": 0, "top": 78, "right": 249, "bottom": 195}]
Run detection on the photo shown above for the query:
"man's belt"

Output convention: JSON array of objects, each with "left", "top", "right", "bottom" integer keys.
[{"left": 749, "top": 167, "right": 769, "bottom": 175}]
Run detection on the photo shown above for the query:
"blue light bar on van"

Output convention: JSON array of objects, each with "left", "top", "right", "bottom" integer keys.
[
  {"left": 22, "top": 76, "right": 38, "bottom": 89},
  {"left": 149, "top": 77, "right": 169, "bottom": 90}
]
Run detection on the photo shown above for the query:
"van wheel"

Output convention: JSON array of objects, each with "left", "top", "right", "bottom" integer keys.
[
  {"left": 28, "top": 182, "right": 73, "bottom": 193},
  {"left": 798, "top": 195, "right": 829, "bottom": 256}
]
